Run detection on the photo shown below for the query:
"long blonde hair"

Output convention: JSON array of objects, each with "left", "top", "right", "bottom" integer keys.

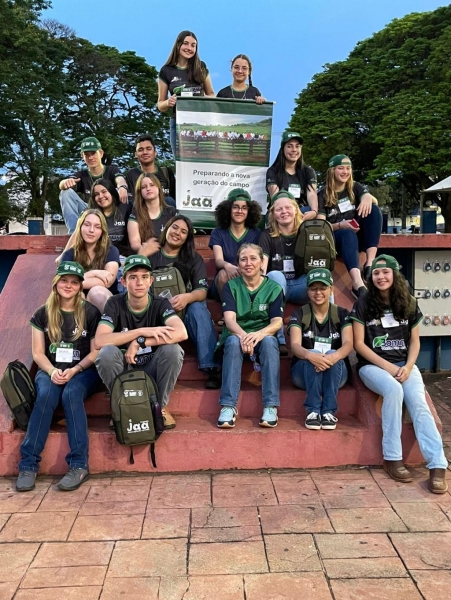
[
  {"left": 73, "top": 209, "right": 110, "bottom": 270},
  {"left": 133, "top": 174, "right": 168, "bottom": 242},
  {"left": 45, "top": 274, "right": 85, "bottom": 344},
  {"left": 324, "top": 167, "right": 355, "bottom": 207},
  {"left": 268, "top": 198, "right": 303, "bottom": 237}
]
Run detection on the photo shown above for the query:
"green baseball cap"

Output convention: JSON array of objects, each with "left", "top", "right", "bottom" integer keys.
[
  {"left": 370, "top": 254, "right": 400, "bottom": 273},
  {"left": 281, "top": 131, "right": 304, "bottom": 145},
  {"left": 57, "top": 261, "right": 84, "bottom": 280},
  {"left": 80, "top": 137, "right": 102, "bottom": 153},
  {"left": 329, "top": 154, "right": 352, "bottom": 168},
  {"left": 270, "top": 189, "right": 296, "bottom": 205},
  {"left": 123, "top": 255, "right": 152, "bottom": 274},
  {"left": 227, "top": 188, "right": 252, "bottom": 203},
  {"left": 307, "top": 268, "right": 333, "bottom": 287}
]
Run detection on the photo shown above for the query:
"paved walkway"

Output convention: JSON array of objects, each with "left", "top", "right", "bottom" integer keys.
[{"left": 1, "top": 375, "right": 451, "bottom": 599}]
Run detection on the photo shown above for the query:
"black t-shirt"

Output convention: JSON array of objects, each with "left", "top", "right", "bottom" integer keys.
[
  {"left": 318, "top": 182, "right": 369, "bottom": 224},
  {"left": 61, "top": 246, "right": 121, "bottom": 293},
  {"left": 159, "top": 62, "right": 209, "bottom": 117},
  {"left": 216, "top": 85, "right": 262, "bottom": 100},
  {"left": 151, "top": 250, "right": 208, "bottom": 292},
  {"left": 259, "top": 230, "right": 297, "bottom": 280},
  {"left": 129, "top": 205, "right": 177, "bottom": 237},
  {"left": 287, "top": 304, "right": 351, "bottom": 366},
  {"left": 30, "top": 301, "right": 100, "bottom": 370},
  {"left": 350, "top": 295, "right": 423, "bottom": 369},
  {"left": 126, "top": 166, "right": 176, "bottom": 200},
  {"left": 66, "top": 165, "right": 123, "bottom": 203},
  {"left": 105, "top": 203, "right": 132, "bottom": 256},
  {"left": 266, "top": 166, "right": 317, "bottom": 207},
  {"left": 99, "top": 293, "right": 177, "bottom": 366}
]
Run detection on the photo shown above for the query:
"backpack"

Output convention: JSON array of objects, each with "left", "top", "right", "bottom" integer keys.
[
  {"left": 1, "top": 360, "right": 36, "bottom": 431},
  {"left": 151, "top": 265, "right": 186, "bottom": 318},
  {"left": 110, "top": 369, "right": 165, "bottom": 467},
  {"left": 294, "top": 219, "right": 336, "bottom": 276}
]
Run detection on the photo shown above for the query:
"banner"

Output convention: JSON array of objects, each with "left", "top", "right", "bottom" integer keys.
[{"left": 176, "top": 97, "right": 273, "bottom": 228}]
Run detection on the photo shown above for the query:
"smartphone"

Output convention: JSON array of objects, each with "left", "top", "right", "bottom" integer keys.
[{"left": 349, "top": 218, "right": 359, "bottom": 228}]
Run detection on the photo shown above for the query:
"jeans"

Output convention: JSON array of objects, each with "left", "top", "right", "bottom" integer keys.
[
  {"left": 266, "top": 270, "right": 308, "bottom": 344},
  {"left": 95, "top": 344, "right": 184, "bottom": 407},
  {"left": 170, "top": 118, "right": 177, "bottom": 158},
  {"left": 60, "top": 189, "right": 88, "bottom": 234},
  {"left": 165, "top": 196, "right": 177, "bottom": 208},
  {"left": 334, "top": 206, "right": 382, "bottom": 271},
  {"left": 219, "top": 335, "right": 280, "bottom": 408},
  {"left": 291, "top": 350, "right": 348, "bottom": 415},
  {"left": 19, "top": 368, "right": 100, "bottom": 472},
  {"left": 359, "top": 363, "right": 448, "bottom": 469},
  {"left": 184, "top": 301, "right": 220, "bottom": 370}
]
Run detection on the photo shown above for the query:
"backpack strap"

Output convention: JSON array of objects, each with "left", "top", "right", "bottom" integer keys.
[
  {"left": 129, "top": 447, "right": 134, "bottom": 465},
  {"left": 301, "top": 303, "right": 341, "bottom": 332},
  {"left": 150, "top": 443, "right": 157, "bottom": 468},
  {"left": 301, "top": 304, "right": 312, "bottom": 330}
]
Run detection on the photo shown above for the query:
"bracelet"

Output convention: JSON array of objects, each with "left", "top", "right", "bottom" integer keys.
[
  {"left": 48, "top": 367, "right": 56, "bottom": 377},
  {"left": 78, "top": 364, "right": 84, "bottom": 373},
  {"left": 118, "top": 185, "right": 128, "bottom": 190}
]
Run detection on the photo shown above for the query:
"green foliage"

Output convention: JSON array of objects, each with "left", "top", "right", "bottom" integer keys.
[{"left": 290, "top": 6, "right": 451, "bottom": 230}]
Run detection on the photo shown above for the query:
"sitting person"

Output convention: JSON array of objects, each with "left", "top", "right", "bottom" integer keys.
[
  {"left": 216, "top": 243, "right": 283, "bottom": 429},
  {"left": 59, "top": 137, "right": 128, "bottom": 234},
  {"left": 16, "top": 261, "right": 100, "bottom": 492},
  {"left": 60, "top": 209, "right": 120, "bottom": 312},
  {"left": 288, "top": 268, "right": 353, "bottom": 430},
  {"left": 209, "top": 188, "right": 261, "bottom": 300},
  {"left": 260, "top": 190, "right": 308, "bottom": 355},
  {"left": 317, "top": 154, "right": 382, "bottom": 298},
  {"left": 127, "top": 174, "right": 176, "bottom": 259},
  {"left": 95, "top": 255, "right": 187, "bottom": 430},
  {"left": 216, "top": 54, "right": 265, "bottom": 103},
  {"left": 151, "top": 215, "right": 221, "bottom": 389},
  {"left": 351, "top": 254, "right": 448, "bottom": 493}
]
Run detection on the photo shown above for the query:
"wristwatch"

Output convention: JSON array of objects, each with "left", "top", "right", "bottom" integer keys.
[{"left": 136, "top": 336, "right": 146, "bottom": 350}]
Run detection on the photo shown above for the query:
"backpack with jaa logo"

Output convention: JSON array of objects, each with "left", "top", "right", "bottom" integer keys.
[
  {"left": 110, "top": 369, "right": 164, "bottom": 467},
  {"left": 151, "top": 265, "right": 187, "bottom": 318},
  {"left": 1, "top": 360, "right": 36, "bottom": 431},
  {"left": 294, "top": 219, "right": 336, "bottom": 276}
]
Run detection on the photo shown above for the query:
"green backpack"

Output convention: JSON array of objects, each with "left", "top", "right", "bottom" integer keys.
[
  {"left": 151, "top": 266, "right": 186, "bottom": 318},
  {"left": 294, "top": 219, "right": 336, "bottom": 276},
  {"left": 1, "top": 360, "right": 36, "bottom": 431}
]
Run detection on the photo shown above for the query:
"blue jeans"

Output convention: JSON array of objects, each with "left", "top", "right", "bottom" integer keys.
[
  {"left": 59, "top": 189, "right": 88, "bottom": 234},
  {"left": 165, "top": 196, "right": 177, "bottom": 208},
  {"left": 184, "top": 301, "right": 220, "bottom": 370},
  {"left": 19, "top": 368, "right": 100, "bottom": 472},
  {"left": 170, "top": 118, "right": 177, "bottom": 158},
  {"left": 359, "top": 363, "right": 448, "bottom": 469},
  {"left": 266, "top": 270, "right": 308, "bottom": 344},
  {"left": 291, "top": 350, "right": 348, "bottom": 415},
  {"left": 219, "top": 335, "right": 280, "bottom": 408},
  {"left": 334, "top": 206, "right": 382, "bottom": 271}
]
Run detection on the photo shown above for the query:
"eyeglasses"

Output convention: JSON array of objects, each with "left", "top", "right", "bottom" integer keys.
[
  {"left": 232, "top": 66, "right": 249, "bottom": 72},
  {"left": 232, "top": 205, "right": 248, "bottom": 212}
]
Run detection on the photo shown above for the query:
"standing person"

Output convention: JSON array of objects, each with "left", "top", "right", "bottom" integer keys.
[
  {"left": 217, "top": 54, "right": 265, "bottom": 103},
  {"left": 16, "top": 262, "right": 100, "bottom": 492},
  {"left": 157, "top": 31, "right": 214, "bottom": 156},
  {"left": 216, "top": 243, "right": 283, "bottom": 428},
  {"left": 260, "top": 191, "right": 308, "bottom": 355},
  {"left": 61, "top": 209, "right": 120, "bottom": 312},
  {"left": 351, "top": 254, "right": 448, "bottom": 493},
  {"left": 125, "top": 134, "right": 176, "bottom": 207},
  {"left": 127, "top": 174, "right": 176, "bottom": 260},
  {"left": 95, "top": 255, "right": 187, "bottom": 430},
  {"left": 152, "top": 215, "right": 221, "bottom": 389},
  {"left": 266, "top": 132, "right": 318, "bottom": 220},
  {"left": 289, "top": 269, "right": 353, "bottom": 430},
  {"left": 209, "top": 188, "right": 262, "bottom": 300},
  {"left": 318, "top": 154, "right": 382, "bottom": 298},
  {"left": 59, "top": 137, "right": 128, "bottom": 234}
]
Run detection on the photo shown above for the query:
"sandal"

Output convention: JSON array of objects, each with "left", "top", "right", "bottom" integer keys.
[
  {"left": 383, "top": 459, "right": 413, "bottom": 483},
  {"left": 428, "top": 468, "right": 448, "bottom": 494}
]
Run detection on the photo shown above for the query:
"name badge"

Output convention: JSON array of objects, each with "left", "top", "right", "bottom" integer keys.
[
  {"left": 338, "top": 197, "right": 353, "bottom": 213},
  {"left": 283, "top": 259, "right": 294, "bottom": 273},
  {"left": 137, "top": 346, "right": 153, "bottom": 356},
  {"left": 288, "top": 184, "right": 301, "bottom": 199},
  {"left": 314, "top": 336, "right": 332, "bottom": 353},
  {"left": 381, "top": 313, "right": 399, "bottom": 328},
  {"left": 55, "top": 342, "right": 74, "bottom": 363},
  {"left": 181, "top": 90, "right": 193, "bottom": 97}
]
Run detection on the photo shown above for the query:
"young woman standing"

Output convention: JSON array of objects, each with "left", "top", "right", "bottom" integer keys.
[{"left": 217, "top": 54, "right": 265, "bottom": 103}]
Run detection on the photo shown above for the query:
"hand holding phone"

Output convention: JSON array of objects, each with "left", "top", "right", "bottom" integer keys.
[{"left": 349, "top": 218, "right": 359, "bottom": 229}]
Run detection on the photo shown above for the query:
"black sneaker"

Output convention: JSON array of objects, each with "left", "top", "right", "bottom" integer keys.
[
  {"left": 321, "top": 413, "right": 338, "bottom": 430},
  {"left": 205, "top": 368, "right": 221, "bottom": 389},
  {"left": 57, "top": 468, "right": 90, "bottom": 491},
  {"left": 362, "top": 266, "right": 371, "bottom": 282},
  {"left": 305, "top": 412, "right": 321, "bottom": 430},
  {"left": 16, "top": 471, "right": 37, "bottom": 492},
  {"left": 352, "top": 285, "right": 367, "bottom": 299}
]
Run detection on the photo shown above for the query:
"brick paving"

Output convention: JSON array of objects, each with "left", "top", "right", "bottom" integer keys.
[{"left": 0, "top": 375, "right": 450, "bottom": 599}]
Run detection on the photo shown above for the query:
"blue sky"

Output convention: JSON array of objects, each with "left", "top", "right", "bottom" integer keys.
[{"left": 44, "top": 0, "right": 447, "bottom": 161}]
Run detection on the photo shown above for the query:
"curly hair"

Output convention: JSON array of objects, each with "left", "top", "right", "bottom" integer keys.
[
  {"left": 365, "top": 270, "right": 412, "bottom": 322},
  {"left": 324, "top": 166, "right": 355, "bottom": 207},
  {"left": 214, "top": 198, "right": 262, "bottom": 229}
]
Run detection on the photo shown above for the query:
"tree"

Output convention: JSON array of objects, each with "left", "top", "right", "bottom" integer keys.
[{"left": 289, "top": 6, "right": 451, "bottom": 231}]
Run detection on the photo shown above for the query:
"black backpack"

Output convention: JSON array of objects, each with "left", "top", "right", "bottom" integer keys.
[
  {"left": 0, "top": 360, "right": 36, "bottom": 431},
  {"left": 151, "top": 265, "right": 187, "bottom": 318},
  {"left": 110, "top": 369, "right": 164, "bottom": 467},
  {"left": 294, "top": 219, "right": 336, "bottom": 276}
]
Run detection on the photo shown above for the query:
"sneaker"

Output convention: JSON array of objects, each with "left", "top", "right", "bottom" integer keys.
[
  {"left": 16, "top": 471, "right": 36, "bottom": 492},
  {"left": 260, "top": 406, "right": 278, "bottom": 428},
  {"left": 205, "top": 368, "right": 221, "bottom": 390},
  {"left": 305, "top": 412, "right": 321, "bottom": 430},
  {"left": 321, "top": 413, "right": 338, "bottom": 430},
  {"left": 362, "top": 265, "right": 371, "bottom": 282},
  {"left": 162, "top": 408, "right": 176, "bottom": 430},
  {"left": 352, "top": 285, "right": 367, "bottom": 299},
  {"left": 217, "top": 406, "right": 237, "bottom": 428},
  {"left": 57, "top": 468, "right": 90, "bottom": 491}
]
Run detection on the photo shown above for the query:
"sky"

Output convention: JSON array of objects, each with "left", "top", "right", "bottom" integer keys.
[{"left": 43, "top": 0, "right": 448, "bottom": 161}]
